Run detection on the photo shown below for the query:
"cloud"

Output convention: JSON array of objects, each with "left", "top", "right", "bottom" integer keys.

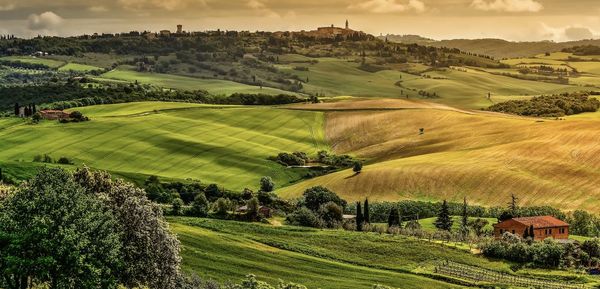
[
  {"left": 89, "top": 6, "right": 109, "bottom": 12},
  {"left": 117, "top": 0, "right": 205, "bottom": 11},
  {"left": 0, "top": 3, "right": 15, "bottom": 11},
  {"left": 27, "top": 11, "right": 64, "bottom": 31},
  {"left": 246, "top": 0, "right": 280, "bottom": 18},
  {"left": 348, "top": 0, "right": 426, "bottom": 13},
  {"left": 471, "top": 0, "right": 543, "bottom": 12},
  {"left": 564, "top": 27, "right": 594, "bottom": 40}
]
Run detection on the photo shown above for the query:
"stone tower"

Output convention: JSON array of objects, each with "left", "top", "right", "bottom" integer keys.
[{"left": 345, "top": 19, "right": 349, "bottom": 29}]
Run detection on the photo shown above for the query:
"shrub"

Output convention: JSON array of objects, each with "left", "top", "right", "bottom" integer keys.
[
  {"left": 286, "top": 207, "right": 321, "bottom": 228},
  {"left": 57, "top": 156, "right": 74, "bottom": 165},
  {"left": 190, "top": 193, "right": 209, "bottom": 217},
  {"left": 301, "top": 186, "right": 347, "bottom": 212},
  {"left": 259, "top": 176, "right": 275, "bottom": 192},
  {"left": 318, "top": 202, "right": 343, "bottom": 228},
  {"left": 353, "top": 161, "right": 363, "bottom": 173},
  {"left": 172, "top": 198, "right": 184, "bottom": 216}
]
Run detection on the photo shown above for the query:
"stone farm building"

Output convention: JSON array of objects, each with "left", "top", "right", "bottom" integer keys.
[
  {"left": 493, "top": 216, "right": 569, "bottom": 241},
  {"left": 39, "top": 110, "right": 70, "bottom": 120}
]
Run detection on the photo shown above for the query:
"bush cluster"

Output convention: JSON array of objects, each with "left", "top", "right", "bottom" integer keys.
[{"left": 486, "top": 93, "right": 600, "bottom": 117}]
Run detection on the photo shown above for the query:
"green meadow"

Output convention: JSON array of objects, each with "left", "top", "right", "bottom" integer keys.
[
  {"left": 0, "top": 56, "right": 65, "bottom": 68},
  {"left": 0, "top": 102, "right": 328, "bottom": 190},
  {"left": 58, "top": 62, "right": 103, "bottom": 72},
  {"left": 98, "top": 67, "right": 298, "bottom": 96},
  {"left": 170, "top": 217, "right": 512, "bottom": 288}
]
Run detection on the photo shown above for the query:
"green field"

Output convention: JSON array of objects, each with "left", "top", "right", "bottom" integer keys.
[
  {"left": 58, "top": 62, "right": 103, "bottom": 72},
  {"left": 418, "top": 216, "right": 496, "bottom": 233},
  {"left": 170, "top": 217, "right": 511, "bottom": 288},
  {"left": 0, "top": 102, "right": 328, "bottom": 190},
  {"left": 278, "top": 56, "right": 584, "bottom": 109},
  {"left": 98, "top": 67, "right": 299, "bottom": 96},
  {"left": 0, "top": 56, "right": 65, "bottom": 68}
]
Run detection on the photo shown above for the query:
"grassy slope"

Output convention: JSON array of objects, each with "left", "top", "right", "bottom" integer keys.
[
  {"left": 0, "top": 56, "right": 65, "bottom": 68},
  {"left": 171, "top": 217, "right": 520, "bottom": 288},
  {"left": 278, "top": 101, "right": 600, "bottom": 213},
  {"left": 0, "top": 102, "right": 327, "bottom": 190},
  {"left": 98, "top": 68, "right": 298, "bottom": 96},
  {"left": 58, "top": 63, "right": 102, "bottom": 72},
  {"left": 279, "top": 57, "right": 583, "bottom": 109}
]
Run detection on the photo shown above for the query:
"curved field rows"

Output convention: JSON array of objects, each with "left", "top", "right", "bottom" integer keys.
[
  {"left": 278, "top": 106, "right": 600, "bottom": 212},
  {"left": 0, "top": 102, "right": 328, "bottom": 190}
]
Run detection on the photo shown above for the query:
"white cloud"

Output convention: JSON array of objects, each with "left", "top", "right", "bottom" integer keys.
[
  {"left": 348, "top": 0, "right": 426, "bottom": 13},
  {"left": 471, "top": 0, "right": 543, "bottom": 12},
  {"left": 27, "top": 11, "right": 64, "bottom": 31}
]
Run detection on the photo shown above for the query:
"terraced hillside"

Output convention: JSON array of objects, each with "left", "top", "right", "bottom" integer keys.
[
  {"left": 0, "top": 102, "right": 327, "bottom": 190},
  {"left": 279, "top": 99, "right": 600, "bottom": 213}
]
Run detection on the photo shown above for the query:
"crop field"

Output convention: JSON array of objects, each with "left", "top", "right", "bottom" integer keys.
[
  {"left": 169, "top": 217, "right": 509, "bottom": 288},
  {"left": 0, "top": 102, "right": 328, "bottom": 190},
  {"left": 98, "top": 67, "right": 298, "bottom": 96},
  {"left": 278, "top": 100, "right": 600, "bottom": 213}
]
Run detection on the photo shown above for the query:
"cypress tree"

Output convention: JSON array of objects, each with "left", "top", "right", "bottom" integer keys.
[
  {"left": 461, "top": 197, "right": 468, "bottom": 229},
  {"left": 14, "top": 103, "right": 19, "bottom": 116},
  {"left": 32, "top": 103, "right": 36, "bottom": 114},
  {"left": 529, "top": 225, "right": 535, "bottom": 239},
  {"left": 387, "top": 207, "right": 401, "bottom": 227},
  {"left": 434, "top": 200, "right": 453, "bottom": 231},
  {"left": 523, "top": 228, "right": 530, "bottom": 239},
  {"left": 356, "top": 202, "right": 363, "bottom": 232},
  {"left": 364, "top": 198, "right": 370, "bottom": 224}
]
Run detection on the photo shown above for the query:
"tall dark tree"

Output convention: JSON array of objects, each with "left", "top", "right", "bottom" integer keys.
[
  {"left": 529, "top": 225, "right": 535, "bottom": 239},
  {"left": 356, "top": 201, "right": 363, "bottom": 232},
  {"left": 461, "top": 197, "right": 468, "bottom": 228},
  {"left": 13, "top": 103, "right": 19, "bottom": 116},
  {"left": 387, "top": 207, "right": 401, "bottom": 228},
  {"left": 434, "top": 200, "right": 453, "bottom": 231},
  {"left": 364, "top": 198, "right": 370, "bottom": 224},
  {"left": 523, "top": 227, "right": 530, "bottom": 239},
  {"left": 509, "top": 193, "right": 519, "bottom": 217}
]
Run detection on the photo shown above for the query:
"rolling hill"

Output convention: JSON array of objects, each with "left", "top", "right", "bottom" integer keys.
[
  {"left": 0, "top": 102, "right": 327, "bottom": 190},
  {"left": 279, "top": 98, "right": 600, "bottom": 213}
]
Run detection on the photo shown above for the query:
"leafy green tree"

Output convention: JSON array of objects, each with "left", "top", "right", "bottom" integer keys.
[
  {"left": 204, "top": 183, "right": 222, "bottom": 201},
  {"left": 214, "top": 197, "right": 230, "bottom": 216},
  {"left": 73, "top": 167, "right": 181, "bottom": 289},
  {"left": 260, "top": 176, "right": 275, "bottom": 192},
  {"left": 285, "top": 207, "right": 321, "bottom": 228},
  {"left": 190, "top": 193, "right": 209, "bottom": 217},
  {"left": 0, "top": 168, "right": 122, "bottom": 289},
  {"left": 247, "top": 197, "right": 260, "bottom": 220},
  {"left": 302, "top": 186, "right": 346, "bottom": 212},
  {"left": 468, "top": 218, "right": 489, "bottom": 237},
  {"left": 171, "top": 198, "right": 184, "bottom": 216},
  {"left": 318, "top": 202, "right": 343, "bottom": 228},
  {"left": 434, "top": 200, "right": 453, "bottom": 231},
  {"left": 353, "top": 161, "right": 363, "bottom": 173}
]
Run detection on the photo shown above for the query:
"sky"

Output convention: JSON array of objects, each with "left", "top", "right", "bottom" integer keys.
[{"left": 0, "top": 0, "right": 600, "bottom": 42}]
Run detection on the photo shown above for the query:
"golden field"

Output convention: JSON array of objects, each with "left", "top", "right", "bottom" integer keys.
[{"left": 279, "top": 99, "right": 600, "bottom": 213}]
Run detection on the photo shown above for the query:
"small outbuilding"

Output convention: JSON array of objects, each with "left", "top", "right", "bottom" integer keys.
[
  {"left": 39, "top": 110, "right": 70, "bottom": 120},
  {"left": 493, "top": 216, "right": 569, "bottom": 241}
]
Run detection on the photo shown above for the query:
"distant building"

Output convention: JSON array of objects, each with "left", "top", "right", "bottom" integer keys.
[
  {"left": 39, "top": 110, "right": 70, "bottom": 120},
  {"left": 177, "top": 25, "right": 183, "bottom": 34},
  {"left": 159, "top": 30, "right": 171, "bottom": 37},
  {"left": 275, "top": 20, "right": 367, "bottom": 40},
  {"left": 18, "top": 107, "right": 25, "bottom": 118},
  {"left": 493, "top": 216, "right": 569, "bottom": 241}
]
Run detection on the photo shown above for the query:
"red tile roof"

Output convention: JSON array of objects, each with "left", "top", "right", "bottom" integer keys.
[{"left": 512, "top": 216, "right": 568, "bottom": 228}]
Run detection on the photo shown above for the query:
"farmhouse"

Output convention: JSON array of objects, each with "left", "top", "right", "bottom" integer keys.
[
  {"left": 39, "top": 110, "right": 70, "bottom": 120},
  {"left": 493, "top": 216, "right": 569, "bottom": 241}
]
